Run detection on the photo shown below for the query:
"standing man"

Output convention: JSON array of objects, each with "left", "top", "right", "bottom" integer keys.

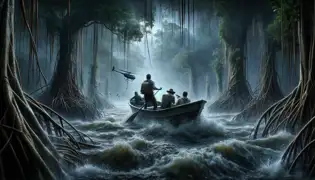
[{"left": 140, "top": 74, "right": 162, "bottom": 110}]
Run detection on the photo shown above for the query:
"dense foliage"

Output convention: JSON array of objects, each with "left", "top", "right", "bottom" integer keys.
[
  {"left": 39, "top": 0, "right": 151, "bottom": 41},
  {"left": 267, "top": 0, "right": 299, "bottom": 45}
]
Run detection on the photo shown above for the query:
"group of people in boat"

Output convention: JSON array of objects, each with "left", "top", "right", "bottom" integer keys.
[{"left": 131, "top": 74, "right": 191, "bottom": 110}]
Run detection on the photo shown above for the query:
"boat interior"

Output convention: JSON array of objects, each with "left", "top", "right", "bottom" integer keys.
[
  {"left": 130, "top": 99, "right": 163, "bottom": 110},
  {"left": 130, "top": 99, "right": 197, "bottom": 110}
]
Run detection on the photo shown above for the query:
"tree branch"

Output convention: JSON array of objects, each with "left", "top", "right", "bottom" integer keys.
[{"left": 83, "top": 20, "right": 137, "bottom": 43}]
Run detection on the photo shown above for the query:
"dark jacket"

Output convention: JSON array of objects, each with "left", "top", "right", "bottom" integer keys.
[
  {"left": 176, "top": 97, "right": 191, "bottom": 105},
  {"left": 161, "top": 93, "right": 175, "bottom": 109},
  {"left": 141, "top": 80, "right": 158, "bottom": 95}
]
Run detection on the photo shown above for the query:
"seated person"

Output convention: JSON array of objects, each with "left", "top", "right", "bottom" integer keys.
[
  {"left": 176, "top": 91, "right": 191, "bottom": 105},
  {"left": 131, "top": 91, "right": 143, "bottom": 105},
  {"left": 161, "top": 89, "right": 176, "bottom": 109}
]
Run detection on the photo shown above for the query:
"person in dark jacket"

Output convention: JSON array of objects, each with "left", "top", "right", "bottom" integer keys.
[
  {"left": 140, "top": 74, "right": 162, "bottom": 110},
  {"left": 131, "top": 91, "right": 143, "bottom": 105},
  {"left": 176, "top": 91, "right": 191, "bottom": 105}
]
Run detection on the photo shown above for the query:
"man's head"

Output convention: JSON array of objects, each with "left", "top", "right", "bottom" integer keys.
[
  {"left": 146, "top": 74, "right": 151, "bottom": 80},
  {"left": 183, "top": 91, "right": 188, "bottom": 97},
  {"left": 167, "top": 88, "right": 175, "bottom": 95},
  {"left": 135, "top": 91, "right": 138, "bottom": 96}
]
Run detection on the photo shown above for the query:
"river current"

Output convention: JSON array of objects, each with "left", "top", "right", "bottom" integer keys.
[{"left": 69, "top": 101, "right": 301, "bottom": 180}]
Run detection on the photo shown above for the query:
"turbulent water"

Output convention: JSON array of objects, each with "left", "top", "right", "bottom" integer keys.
[{"left": 69, "top": 102, "right": 301, "bottom": 180}]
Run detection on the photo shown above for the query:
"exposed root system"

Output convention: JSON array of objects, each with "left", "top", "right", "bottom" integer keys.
[
  {"left": 91, "top": 93, "right": 114, "bottom": 110},
  {"left": 281, "top": 116, "right": 315, "bottom": 177},
  {"left": 40, "top": 21, "right": 101, "bottom": 120},
  {"left": 208, "top": 80, "right": 252, "bottom": 113},
  {"left": 88, "top": 24, "right": 114, "bottom": 110},
  {"left": 0, "top": 1, "right": 97, "bottom": 178},
  {"left": 25, "top": 93, "right": 96, "bottom": 145},
  {"left": 1, "top": 1, "right": 67, "bottom": 179},
  {"left": 40, "top": 80, "right": 101, "bottom": 120},
  {"left": 208, "top": 46, "right": 252, "bottom": 113},
  {"left": 233, "top": 44, "right": 283, "bottom": 122},
  {"left": 233, "top": 95, "right": 279, "bottom": 122},
  {"left": 252, "top": 85, "right": 310, "bottom": 138},
  {"left": 271, "top": 1, "right": 315, "bottom": 176}
]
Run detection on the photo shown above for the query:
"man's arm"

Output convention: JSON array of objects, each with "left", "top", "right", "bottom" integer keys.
[
  {"left": 151, "top": 81, "right": 161, "bottom": 90},
  {"left": 151, "top": 82, "right": 159, "bottom": 90},
  {"left": 172, "top": 96, "right": 175, "bottom": 104}
]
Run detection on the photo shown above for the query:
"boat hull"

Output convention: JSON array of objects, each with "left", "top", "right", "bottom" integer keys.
[{"left": 128, "top": 99, "right": 207, "bottom": 125}]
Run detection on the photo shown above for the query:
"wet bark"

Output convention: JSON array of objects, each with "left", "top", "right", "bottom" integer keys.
[
  {"left": 205, "top": 74, "right": 212, "bottom": 99},
  {"left": 50, "top": 24, "right": 75, "bottom": 98},
  {"left": 271, "top": 1, "right": 315, "bottom": 176},
  {"left": 88, "top": 59, "right": 98, "bottom": 98},
  {"left": 87, "top": 26, "right": 113, "bottom": 109},
  {"left": 40, "top": 18, "right": 101, "bottom": 119},
  {"left": 104, "top": 77, "right": 109, "bottom": 97},
  {"left": 259, "top": 40, "right": 282, "bottom": 98},
  {"left": 209, "top": 40, "right": 252, "bottom": 113},
  {"left": 253, "top": 1, "right": 315, "bottom": 137},
  {"left": 227, "top": 45, "right": 248, "bottom": 96},
  {"left": 88, "top": 52, "right": 108, "bottom": 108},
  {"left": 0, "top": 0, "right": 67, "bottom": 179},
  {"left": 88, "top": 25, "right": 98, "bottom": 100},
  {"left": 215, "top": 67, "right": 223, "bottom": 94},
  {"left": 190, "top": 68, "right": 198, "bottom": 97},
  {"left": 233, "top": 39, "right": 283, "bottom": 121}
]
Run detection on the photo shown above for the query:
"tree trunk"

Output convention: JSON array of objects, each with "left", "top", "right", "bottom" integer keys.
[
  {"left": 233, "top": 38, "right": 283, "bottom": 121},
  {"left": 89, "top": 59, "right": 98, "bottom": 97},
  {"left": 41, "top": 21, "right": 99, "bottom": 119},
  {"left": 188, "top": 69, "right": 193, "bottom": 97},
  {"left": 105, "top": 77, "right": 109, "bottom": 97},
  {"left": 217, "top": 73, "right": 223, "bottom": 94},
  {"left": 213, "top": 61, "right": 224, "bottom": 94},
  {"left": 0, "top": 0, "right": 67, "bottom": 179},
  {"left": 190, "top": 68, "right": 198, "bottom": 98},
  {"left": 258, "top": 40, "right": 282, "bottom": 98},
  {"left": 267, "top": 1, "right": 315, "bottom": 176},
  {"left": 253, "top": 1, "right": 315, "bottom": 137},
  {"left": 50, "top": 25, "right": 74, "bottom": 98},
  {"left": 88, "top": 25, "right": 98, "bottom": 100},
  {"left": 205, "top": 74, "right": 211, "bottom": 99},
  {"left": 209, "top": 41, "right": 252, "bottom": 113},
  {"left": 226, "top": 45, "right": 249, "bottom": 96}
]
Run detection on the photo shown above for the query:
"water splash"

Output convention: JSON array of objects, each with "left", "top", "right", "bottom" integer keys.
[{"left": 70, "top": 108, "right": 301, "bottom": 180}]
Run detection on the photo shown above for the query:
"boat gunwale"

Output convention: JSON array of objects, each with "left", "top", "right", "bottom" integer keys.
[{"left": 128, "top": 99, "right": 207, "bottom": 112}]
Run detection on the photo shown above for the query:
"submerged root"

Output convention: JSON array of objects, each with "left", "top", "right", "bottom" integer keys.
[
  {"left": 26, "top": 93, "right": 95, "bottom": 144},
  {"left": 208, "top": 81, "right": 252, "bottom": 113},
  {"left": 0, "top": 0, "right": 97, "bottom": 179},
  {"left": 233, "top": 95, "right": 280, "bottom": 122},
  {"left": 40, "top": 81, "right": 101, "bottom": 120},
  {"left": 281, "top": 116, "right": 315, "bottom": 177},
  {"left": 252, "top": 84, "right": 315, "bottom": 139},
  {"left": 1, "top": 66, "right": 69, "bottom": 180},
  {"left": 233, "top": 85, "right": 283, "bottom": 122},
  {"left": 90, "top": 92, "right": 114, "bottom": 110},
  {"left": 234, "top": 49, "right": 283, "bottom": 122}
]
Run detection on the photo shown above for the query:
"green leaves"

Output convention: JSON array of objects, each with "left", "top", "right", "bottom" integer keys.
[
  {"left": 39, "top": 0, "right": 148, "bottom": 42},
  {"left": 214, "top": 0, "right": 260, "bottom": 46},
  {"left": 267, "top": 0, "right": 299, "bottom": 44}
]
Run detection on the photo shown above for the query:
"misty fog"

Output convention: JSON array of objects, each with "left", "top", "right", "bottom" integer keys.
[{"left": 14, "top": 1, "right": 299, "bottom": 107}]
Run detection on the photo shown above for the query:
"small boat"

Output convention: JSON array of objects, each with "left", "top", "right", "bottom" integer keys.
[{"left": 128, "top": 99, "right": 207, "bottom": 125}]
